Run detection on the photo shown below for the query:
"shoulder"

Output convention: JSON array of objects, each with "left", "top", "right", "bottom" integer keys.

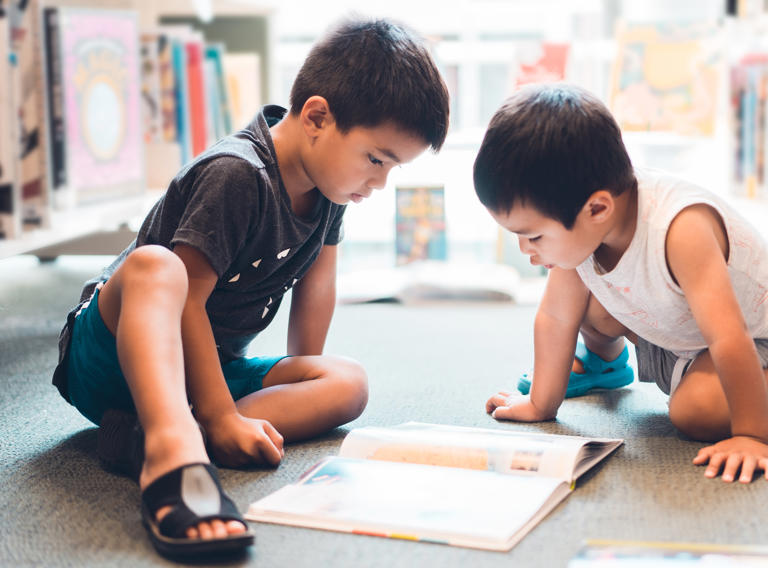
[
  {"left": 173, "top": 152, "right": 272, "bottom": 200},
  {"left": 176, "top": 125, "right": 273, "bottom": 181},
  {"left": 668, "top": 203, "right": 726, "bottom": 237},
  {"left": 194, "top": 153, "right": 264, "bottom": 181},
  {"left": 666, "top": 204, "right": 728, "bottom": 266}
]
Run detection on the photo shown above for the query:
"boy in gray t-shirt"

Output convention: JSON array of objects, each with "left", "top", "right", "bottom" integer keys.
[{"left": 52, "top": 18, "right": 449, "bottom": 559}]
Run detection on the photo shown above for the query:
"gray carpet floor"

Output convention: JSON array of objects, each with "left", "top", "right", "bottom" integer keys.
[{"left": 1, "top": 254, "right": 767, "bottom": 567}]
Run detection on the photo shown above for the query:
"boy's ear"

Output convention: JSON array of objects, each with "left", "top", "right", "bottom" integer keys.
[
  {"left": 584, "top": 190, "right": 613, "bottom": 223},
  {"left": 300, "top": 96, "right": 334, "bottom": 136}
]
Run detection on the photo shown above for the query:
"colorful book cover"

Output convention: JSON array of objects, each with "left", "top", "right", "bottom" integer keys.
[
  {"left": 610, "top": 22, "right": 723, "bottom": 136},
  {"left": 58, "top": 7, "right": 144, "bottom": 204},
  {"left": 395, "top": 186, "right": 447, "bottom": 266}
]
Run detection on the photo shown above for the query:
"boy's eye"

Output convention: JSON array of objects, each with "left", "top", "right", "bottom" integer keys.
[
  {"left": 528, "top": 236, "right": 542, "bottom": 242},
  {"left": 368, "top": 154, "right": 383, "bottom": 166}
]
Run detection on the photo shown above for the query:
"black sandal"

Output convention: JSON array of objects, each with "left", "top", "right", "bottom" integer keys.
[{"left": 141, "top": 462, "right": 254, "bottom": 558}]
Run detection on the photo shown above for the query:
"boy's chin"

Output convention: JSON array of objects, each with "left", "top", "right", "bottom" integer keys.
[{"left": 314, "top": 188, "right": 346, "bottom": 206}]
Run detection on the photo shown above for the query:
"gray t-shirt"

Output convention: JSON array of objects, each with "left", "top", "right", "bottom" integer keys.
[{"left": 53, "top": 105, "right": 345, "bottom": 401}]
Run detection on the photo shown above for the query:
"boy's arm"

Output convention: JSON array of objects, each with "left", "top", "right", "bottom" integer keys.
[
  {"left": 666, "top": 205, "right": 768, "bottom": 481},
  {"left": 487, "top": 267, "right": 589, "bottom": 421},
  {"left": 173, "top": 244, "right": 284, "bottom": 466},
  {"left": 287, "top": 244, "right": 338, "bottom": 355}
]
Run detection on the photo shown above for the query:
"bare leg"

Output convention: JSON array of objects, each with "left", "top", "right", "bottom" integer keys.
[
  {"left": 668, "top": 350, "right": 734, "bottom": 441},
  {"left": 97, "top": 245, "right": 243, "bottom": 539},
  {"left": 575, "top": 292, "right": 637, "bottom": 372},
  {"left": 235, "top": 355, "right": 368, "bottom": 443}
]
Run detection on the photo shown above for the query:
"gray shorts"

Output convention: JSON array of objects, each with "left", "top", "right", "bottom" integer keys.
[{"left": 636, "top": 337, "right": 768, "bottom": 396}]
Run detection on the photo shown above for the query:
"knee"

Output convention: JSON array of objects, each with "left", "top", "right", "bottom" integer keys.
[
  {"left": 668, "top": 389, "right": 730, "bottom": 442},
  {"left": 331, "top": 357, "right": 369, "bottom": 422},
  {"left": 122, "top": 245, "right": 188, "bottom": 295}
]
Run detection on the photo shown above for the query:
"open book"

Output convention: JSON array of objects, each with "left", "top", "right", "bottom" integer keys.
[{"left": 246, "top": 422, "right": 623, "bottom": 551}]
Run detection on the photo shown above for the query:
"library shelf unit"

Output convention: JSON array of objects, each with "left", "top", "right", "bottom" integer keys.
[
  {"left": 1, "top": 0, "right": 271, "bottom": 262},
  {"left": 0, "top": 191, "right": 160, "bottom": 261}
]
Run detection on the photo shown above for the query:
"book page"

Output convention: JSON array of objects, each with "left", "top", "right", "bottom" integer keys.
[
  {"left": 339, "top": 423, "right": 616, "bottom": 481},
  {"left": 247, "top": 456, "right": 568, "bottom": 551}
]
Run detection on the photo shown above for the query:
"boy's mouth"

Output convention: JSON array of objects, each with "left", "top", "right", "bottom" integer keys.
[
  {"left": 350, "top": 191, "right": 371, "bottom": 203},
  {"left": 530, "top": 256, "right": 554, "bottom": 270}
]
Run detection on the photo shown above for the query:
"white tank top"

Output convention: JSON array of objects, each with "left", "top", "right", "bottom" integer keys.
[{"left": 576, "top": 168, "right": 768, "bottom": 359}]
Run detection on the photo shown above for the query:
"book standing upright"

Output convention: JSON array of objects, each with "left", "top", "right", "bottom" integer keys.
[
  {"left": 41, "top": 6, "right": 66, "bottom": 203},
  {"left": 55, "top": 7, "right": 144, "bottom": 206},
  {"left": 395, "top": 186, "right": 447, "bottom": 266},
  {"left": 184, "top": 37, "right": 208, "bottom": 158},
  {"left": 203, "top": 43, "right": 233, "bottom": 143},
  {"left": 139, "top": 32, "right": 163, "bottom": 146},
  {"left": 9, "top": 0, "right": 50, "bottom": 228},
  {"left": 0, "top": 6, "right": 21, "bottom": 239}
]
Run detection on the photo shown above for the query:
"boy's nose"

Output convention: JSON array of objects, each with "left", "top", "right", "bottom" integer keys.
[
  {"left": 368, "top": 170, "right": 389, "bottom": 190},
  {"left": 518, "top": 236, "right": 533, "bottom": 254}
]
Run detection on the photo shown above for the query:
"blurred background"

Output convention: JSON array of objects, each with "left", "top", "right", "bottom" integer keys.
[{"left": 1, "top": 0, "right": 767, "bottom": 299}]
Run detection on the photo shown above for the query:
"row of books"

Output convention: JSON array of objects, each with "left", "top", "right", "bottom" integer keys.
[
  {"left": 0, "top": 1, "right": 261, "bottom": 241},
  {"left": 139, "top": 24, "right": 260, "bottom": 183},
  {"left": 730, "top": 54, "right": 768, "bottom": 200}
]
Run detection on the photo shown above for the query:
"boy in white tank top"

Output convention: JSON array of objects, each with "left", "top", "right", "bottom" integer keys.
[{"left": 474, "top": 83, "right": 768, "bottom": 483}]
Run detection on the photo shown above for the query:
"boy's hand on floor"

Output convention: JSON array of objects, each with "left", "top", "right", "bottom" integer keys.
[
  {"left": 205, "top": 412, "right": 284, "bottom": 468},
  {"left": 485, "top": 391, "right": 554, "bottom": 422},
  {"left": 692, "top": 436, "right": 768, "bottom": 483}
]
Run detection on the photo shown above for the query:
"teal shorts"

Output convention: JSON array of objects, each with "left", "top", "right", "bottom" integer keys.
[{"left": 66, "top": 286, "right": 287, "bottom": 425}]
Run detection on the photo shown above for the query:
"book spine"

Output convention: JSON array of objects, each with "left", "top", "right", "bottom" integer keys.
[
  {"left": 157, "top": 34, "right": 178, "bottom": 143},
  {"left": 0, "top": 6, "right": 20, "bottom": 239},
  {"left": 11, "top": 0, "right": 51, "bottom": 229},
  {"left": 206, "top": 44, "right": 233, "bottom": 135},
  {"left": 730, "top": 65, "right": 744, "bottom": 190},
  {"left": 42, "top": 7, "right": 66, "bottom": 192},
  {"left": 185, "top": 40, "right": 207, "bottom": 157},
  {"left": 170, "top": 38, "right": 191, "bottom": 165},
  {"left": 757, "top": 64, "right": 767, "bottom": 195},
  {"left": 202, "top": 58, "right": 221, "bottom": 143},
  {"left": 139, "top": 32, "right": 163, "bottom": 144}
]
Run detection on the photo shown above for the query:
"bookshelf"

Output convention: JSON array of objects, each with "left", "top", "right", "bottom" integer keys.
[
  {"left": 0, "top": 193, "right": 157, "bottom": 260},
  {"left": 0, "top": 0, "right": 271, "bottom": 260}
]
